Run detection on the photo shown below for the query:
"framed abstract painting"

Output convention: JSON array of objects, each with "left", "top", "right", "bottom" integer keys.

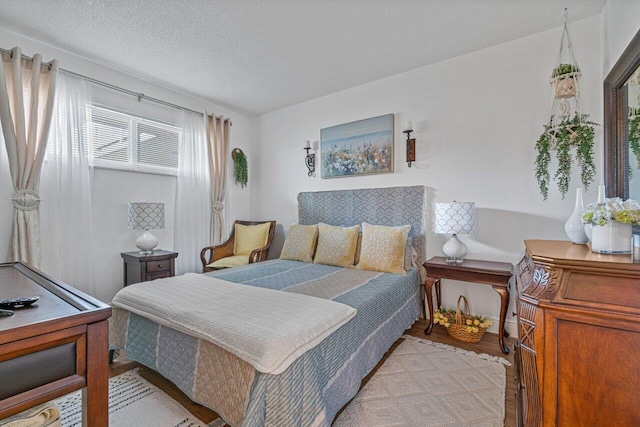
[{"left": 320, "top": 114, "right": 394, "bottom": 178}]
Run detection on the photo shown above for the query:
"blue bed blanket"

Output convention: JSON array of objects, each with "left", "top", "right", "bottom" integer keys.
[{"left": 117, "top": 260, "right": 421, "bottom": 426}]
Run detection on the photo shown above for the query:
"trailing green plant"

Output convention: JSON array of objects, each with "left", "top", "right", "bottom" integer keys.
[
  {"left": 551, "top": 63, "right": 580, "bottom": 78},
  {"left": 232, "top": 149, "right": 248, "bottom": 188},
  {"left": 535, "top": 130, "right": 551, "bottom": 200},
  {"left": 535, "top": 114, "right": 598, "bottom": 200},
  {"left": 629, "top": 107, "right": 640, "bottom": 166}
]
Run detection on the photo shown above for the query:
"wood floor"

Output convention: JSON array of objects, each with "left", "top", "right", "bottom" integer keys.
[{"left": 109, "top": 318, "right": 517, "bottom": 426}]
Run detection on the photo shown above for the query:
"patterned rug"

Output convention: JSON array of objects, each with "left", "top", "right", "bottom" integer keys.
[
  {"left": 53, "top": 368, "right": 211, "bottom": 427},
  {"left": 333, "top": 335, "right": 509, "bottom": 427}
]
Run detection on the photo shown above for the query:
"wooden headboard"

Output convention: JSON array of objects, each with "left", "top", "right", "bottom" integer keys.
[{"left": 297, "top": 186, "right": 427, "bottom": 266}]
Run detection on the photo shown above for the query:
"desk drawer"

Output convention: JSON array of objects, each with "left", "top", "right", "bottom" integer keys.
[
  {"left": 0, "top": 342, "right": 76, "bottom": 400},
  {"left": 0, "top": 326, "right": 86, "bottom": 402},
  {"left": 147, "top": 260, "right": 171, "bottom": 273}
]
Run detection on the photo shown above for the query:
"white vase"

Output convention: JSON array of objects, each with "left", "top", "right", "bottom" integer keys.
[
  {"left": 564, "top": 188, "right": 588, "bottom": 244},
  {"left": 591, "top": 221, "right": 632, "bottom": 254}
]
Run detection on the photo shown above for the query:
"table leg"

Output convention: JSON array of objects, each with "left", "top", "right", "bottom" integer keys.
[
  {"left": 435, "top": 279, "right": 442, "bottom": 308},
  {"left": 83, "top": 320, "right": 109, "bottom": 427},
  {"left": 424, "top": 278, "right": 440, "bottom": 335},
  {"left": 492, "top": 285, "right": 510, "bottom": 354}
]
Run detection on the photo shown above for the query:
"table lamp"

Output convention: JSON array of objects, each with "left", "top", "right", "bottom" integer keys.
[
  {"left": 434, "top": 201, "right": 476, "bottom": 264},
  {"left": 128, "top": 202, "right": 164, "bottom": 254}
]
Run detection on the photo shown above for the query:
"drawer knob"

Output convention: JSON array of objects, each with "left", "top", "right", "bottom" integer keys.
[{"left": 158, "top": 264, "right": 163, "bottom": 268}]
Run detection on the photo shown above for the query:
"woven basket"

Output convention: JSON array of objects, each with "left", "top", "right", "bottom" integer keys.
[
  {"left": 551, "top": 72, "right": 579, "bottom": 99},
  {"left": 445, "top": 295, "right": 487, "bottom": 343}
]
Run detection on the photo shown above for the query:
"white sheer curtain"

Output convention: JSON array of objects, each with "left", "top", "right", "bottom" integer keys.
[
  {"left": 174, "top": 110, "right": 211, "bottom": 274},
  {"left": 205, "top": 113, "right": 230, "bottom": 245},
  {"left": 39, "top": 71, "right": 95, "bottom": 296},
  {"left": 0, "top": 47, "right": 58, "bottom": 266}
]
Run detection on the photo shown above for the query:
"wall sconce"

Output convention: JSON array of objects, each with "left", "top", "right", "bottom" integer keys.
[
  {"left": 403, "top": 121, "right": 416, "bottom": 167},
  {"left": 304, "top": 140, "right": 315, "bottom": 177}
]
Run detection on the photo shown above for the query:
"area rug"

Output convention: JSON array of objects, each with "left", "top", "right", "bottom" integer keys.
[
  {"left": 333, "top": 335, "right": 510, "bottom": 427},
  {"left": 52, "top": 368, "right": 213, "bottom": 427}
]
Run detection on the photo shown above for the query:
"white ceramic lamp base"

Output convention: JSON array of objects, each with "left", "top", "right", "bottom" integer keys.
[
  {"left": 135, "top": 230, "right": 159, "bottom": 254},
  {"left": 442, "top": 234, "right": 467, "bottom": 264}
]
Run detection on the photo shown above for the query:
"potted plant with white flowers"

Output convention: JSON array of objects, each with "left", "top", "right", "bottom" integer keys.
[{"left": 582, "top": 198, "right": 640, "bottom": 254}]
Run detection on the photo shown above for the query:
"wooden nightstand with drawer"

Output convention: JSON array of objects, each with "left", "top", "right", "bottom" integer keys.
[{"left": 121, "top": 250, "right": 178, "bottom": 286}]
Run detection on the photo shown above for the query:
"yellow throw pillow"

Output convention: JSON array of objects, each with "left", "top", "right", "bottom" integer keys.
[
  {"left": 280, "top": 224, "right": 319, "bottom": 263},
  {"left": 354, "top": 234, "right": 413, "bottom": 270},
  {"left": 314, "top": 223, "right": 360, "bottom": 268},
  {"left": 356, "top": 223, "right": 411, "bottom": 275},
  {"left": 234, "top": 222, "right": 271, "bottom": 255}
]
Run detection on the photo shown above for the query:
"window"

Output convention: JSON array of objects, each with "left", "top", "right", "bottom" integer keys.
[{"left": 89, "top": 106, "right": 180, "bottom": 175}]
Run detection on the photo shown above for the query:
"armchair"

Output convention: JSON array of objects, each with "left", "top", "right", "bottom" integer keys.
[{"left": 200, "top": 220, "right": 276, "bottom": 272}]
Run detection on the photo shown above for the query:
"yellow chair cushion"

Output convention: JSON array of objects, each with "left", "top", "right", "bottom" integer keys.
[
  {"left": 356, "top": 223, "right": 410, "bottom": 275},
  {"left": 234, "top": 222, "right": 271, "bottom": 255},
  {"left": 314, "top": 223, "right": 360, "bottom": 268},
  {"left": 280, "top": 224, "right": 319, "bottom": 263},
  {"left": 208, "top": 254, "right": 250, "bottom": 269}
]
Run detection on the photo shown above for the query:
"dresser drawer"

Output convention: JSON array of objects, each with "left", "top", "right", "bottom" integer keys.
[
  {"left": 147, "top": 260, "right": 171, "bottom": 273},
  {"left": 146, "top": 271, "right": 171, "bottom": 281}
]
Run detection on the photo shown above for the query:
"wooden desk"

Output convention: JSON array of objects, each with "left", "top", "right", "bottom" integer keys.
[
  {"left": 423, "top": 256, "right": 513, "bottom": 354},
  {"left": 0, "top": 262, "right": 112, "bottom": 426}
]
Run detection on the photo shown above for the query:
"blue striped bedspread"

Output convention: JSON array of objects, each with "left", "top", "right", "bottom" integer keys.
[{"left": 116, "top": 259, "right": 421, "bottom": 426}]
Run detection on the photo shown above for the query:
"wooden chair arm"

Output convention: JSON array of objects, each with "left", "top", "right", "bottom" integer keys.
[
  {"left": 248, "top": 241, "right": 273, "bottom": 264},
  {"left": 200, "top": 239, "right": 235, "bottom": 269}
]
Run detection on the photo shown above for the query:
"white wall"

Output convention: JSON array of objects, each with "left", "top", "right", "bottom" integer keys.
[
  {"left": 603, "top": 0, "right": 640, "bottom": 76},
  {"left": 0, "top": 26, "right": 257, "bottom": 303},
  {"left": 254, "top": 15, "right": 604, "bottom": 336}
]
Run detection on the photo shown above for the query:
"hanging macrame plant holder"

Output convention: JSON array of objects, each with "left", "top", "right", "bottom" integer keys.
[
  {"left": 535, "top": 10, "right": 598, "bottom": 200},
  {"left": 547, "top": 10, "right": 583, "bottom": 147}
]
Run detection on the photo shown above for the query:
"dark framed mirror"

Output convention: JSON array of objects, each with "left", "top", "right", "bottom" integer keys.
[{"left": 604, "top": 28, "right": 640, "bottom": 202}]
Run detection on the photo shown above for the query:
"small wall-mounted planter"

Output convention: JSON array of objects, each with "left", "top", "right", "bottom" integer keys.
[{"left": 231, "top": 148, "right": 248, "bottom": 188}]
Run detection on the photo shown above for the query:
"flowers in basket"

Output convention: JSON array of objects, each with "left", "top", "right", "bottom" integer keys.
[
  {"left": 433, "top": 308, "right": 493, "bottom": 333},
  {"left": 433, "top": 296, "right": 493, "bottom": 343},
  {"left": 581, "top": 198, "right": 640, "bottom": 226}
]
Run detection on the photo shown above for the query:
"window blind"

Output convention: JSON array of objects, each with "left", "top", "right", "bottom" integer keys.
[{"left": 89, "top": 106, "right": 180, "bottom": 175}]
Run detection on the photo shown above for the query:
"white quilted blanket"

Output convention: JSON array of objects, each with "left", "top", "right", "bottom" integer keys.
[{"left": 111, "top": 273, "right": 357, "bottom": 374}]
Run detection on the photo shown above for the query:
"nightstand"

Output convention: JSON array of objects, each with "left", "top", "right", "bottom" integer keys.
[
  {"left": 423, "top": 256, "right": 513, "bottom": 354},
  {"left": 121, "top": 250, "right": 178, "bottom": 286}
]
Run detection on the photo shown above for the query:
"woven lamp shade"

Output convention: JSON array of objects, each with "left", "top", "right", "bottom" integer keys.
[{"left": 434, "top": 202, "right": 476, "bottom": 235}]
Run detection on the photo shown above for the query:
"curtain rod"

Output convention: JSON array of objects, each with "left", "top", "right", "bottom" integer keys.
[{"left": 0, "top": 47, "right": 232, "bottom": 125}]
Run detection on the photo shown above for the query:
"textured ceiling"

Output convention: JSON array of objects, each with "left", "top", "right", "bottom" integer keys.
[{"left": 0, "top": 0, "right": 605, "bottom": 115}]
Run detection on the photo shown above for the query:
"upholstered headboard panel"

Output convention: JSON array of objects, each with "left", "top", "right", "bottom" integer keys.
[{"left": 297, "top": 185, "right": 427, "bottom": 266}]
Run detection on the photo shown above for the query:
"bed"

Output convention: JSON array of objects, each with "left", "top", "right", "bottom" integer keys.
[{"left": 109, "top": 185, "right": 426, "bottom": 426}]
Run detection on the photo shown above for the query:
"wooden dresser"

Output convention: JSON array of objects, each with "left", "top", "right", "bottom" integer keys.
[
  {"left": 0, "top": 262, "right": 111, "bottom": 426},
  {"left": 515, "top": 240, "right": 640, "bottom": 427}
]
